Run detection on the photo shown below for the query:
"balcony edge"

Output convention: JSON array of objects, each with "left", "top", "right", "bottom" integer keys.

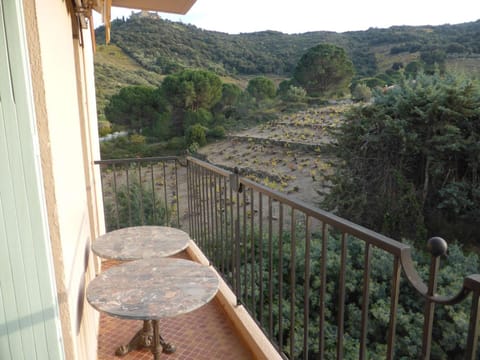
[{"left": 186, "top": 240, "right": 284, "bottom": 360}]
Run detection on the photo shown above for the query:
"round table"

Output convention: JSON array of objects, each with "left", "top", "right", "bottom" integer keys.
[
  {"left": 92, "top": 226, "right": 190, "bottom": 261},
  {"left": 87, "top": 258, "right": 219, "bottom": 360},
  {"left": 91, "top": 226, "right": 191, "bottom": 355}
]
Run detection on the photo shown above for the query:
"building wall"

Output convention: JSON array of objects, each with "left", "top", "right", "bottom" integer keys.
[
  {"left": 0, "top": 1, "right": 65, "bottom": 359},
  {"left": 22, "top": 0, "right": 104, "bottom": 359}
]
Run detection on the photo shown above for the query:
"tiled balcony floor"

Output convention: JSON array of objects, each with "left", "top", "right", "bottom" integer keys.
[{"left": 97, "top": 256, "right": 254, "bottom": 360}]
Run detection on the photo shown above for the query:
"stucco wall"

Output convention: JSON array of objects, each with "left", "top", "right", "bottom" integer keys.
[{"left": 25, "top": 0, "right": 104, "bottom": 358}]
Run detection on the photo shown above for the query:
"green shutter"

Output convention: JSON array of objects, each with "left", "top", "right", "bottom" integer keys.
[{"left": 0, "top": 1, "right": 64, "bottom": 359}]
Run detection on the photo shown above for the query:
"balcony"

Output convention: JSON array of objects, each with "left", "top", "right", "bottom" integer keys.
[
  {"left": 96, "top": 256, "right": 256, "bottom": 360},
  {"left": 94, "top": 156, "right": 480, "bottom": 359}
]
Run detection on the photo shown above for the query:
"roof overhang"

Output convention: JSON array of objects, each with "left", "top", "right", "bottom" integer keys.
[
  {"left": 111, "top": 0, "right": 196, "bottom": 14},
  {"left": 84, "top": 0, "right": 197, "bottom": 44}
]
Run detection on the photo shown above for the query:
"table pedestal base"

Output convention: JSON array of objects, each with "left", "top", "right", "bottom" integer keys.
[{"left": 115, "top": 320, "right": 175, "bottom": 357}]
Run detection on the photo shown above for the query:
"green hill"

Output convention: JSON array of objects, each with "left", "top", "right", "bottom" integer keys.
[
  {"left": 94, "top": 12, "right": 480, "bottom": 114},
  {"left": 94, "top": 44, "right": 164, "bottom": 118}
]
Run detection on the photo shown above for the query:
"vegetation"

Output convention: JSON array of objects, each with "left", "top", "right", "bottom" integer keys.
[
  {"left": 103, "top": 181, "right": 171, "bottom": 231},
  {"left": 94, "top": 15, "right": 480, "bottom": 115},
  {"left": 100, "top": 67, "right": 310, "bottom": 158},
  {"left": 98, "top": 17, "right": 480, "bottom": 249},
  {"left": 243, "top": 227, "right": 479, "bottom": 359},
  {"left": 94, "top": 14, "right": 480, "bottom": 358},
  {"left": 246, "top": 76, "right": 277, "bottom": 101},
  {"left": 104, "top": 85, "right": 166, "bottom": 132},
  {"left": 293, "top": 44, "right": 354, "bottom": 97},
  {"left": 95, "top": 14, "right": 480, "bottom": 79},
  {"left": 324, "top": 73, "right": 480, "bottom": 244},
  {"left": 99, "top": 34, "right": 359, "bottom": 158},
  {"left": 94, "top": 16, "right": 480, "bottom": 140},
  {"left": 94, "top": 43, "right": 163, "bottom": 119}
]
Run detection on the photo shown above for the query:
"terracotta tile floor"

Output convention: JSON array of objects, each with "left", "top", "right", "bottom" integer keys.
[{"left": 96, "top": 255, "right": 254, "bottom": 360}]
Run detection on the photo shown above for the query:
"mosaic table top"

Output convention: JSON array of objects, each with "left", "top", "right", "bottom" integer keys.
[
  {"left": 86, "top": 258, "right": 219, "bottom": 321},
  {"left": 92, "top": 226, "right": 190, "bottom": 261}
]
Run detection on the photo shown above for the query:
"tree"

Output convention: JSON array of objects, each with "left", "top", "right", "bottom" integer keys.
[
  {"left": 219, "top": 83, "right": 242, "bottom": 107},
  {"left": 213, "top": 83, "right": 242, "bottom": 116},
  {"left": 324, "top": 74, "right": 480, "bottom": 243},
  {"left": 420, "top": 48, "right": 447, "bottom": 74},
  {"left": 246, "top": 76, "right": 276, "bottom": 101},
  {"left": 161, "top": 69, "right": 223, "bottom": 112},
  {"left": 293, "top": 44, "right": 354, "bottom": 97},
  {"left": 183, "top": 108, "right": 213, "bottom": 129},
  {"left": 105, "top": 86, "right": 165, "bottom": 132},
  {"left": 404, "top": 61, "right": 424, "bottom": 78},
  {"left": 161, "top": 69, "right": 223, "bottom": 135}
]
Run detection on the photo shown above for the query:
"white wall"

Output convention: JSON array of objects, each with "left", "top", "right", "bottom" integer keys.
[{"left": 28, "top": 0, "right": 104, "bottom": 358}]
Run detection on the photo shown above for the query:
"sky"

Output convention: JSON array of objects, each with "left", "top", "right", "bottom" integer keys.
[{"left": 94, "top": 0, "right": 480, "bottom": 34}]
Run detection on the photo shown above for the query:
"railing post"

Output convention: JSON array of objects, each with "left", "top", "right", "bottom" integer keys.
[
  {"left": 465, "top": 291, "right": 480, "bottom": 359},
  {"left": 421, "top": 237, "right": 448, "bottom": 359},
  {"left": 464, "top": 274, "right": 480, "bottom": 359},
  {"left": 230, "top": 167, "right": 242, "bottom": 303},
  {"left": 186, "top": 159, "right": 192, "bottom": 236}
]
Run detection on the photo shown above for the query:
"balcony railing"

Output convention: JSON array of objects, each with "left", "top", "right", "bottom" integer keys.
[
  {"left": 95, "top": 156, "right": 480, "bottom": 359},
  {"left": 95, "top": 156, "right": 182, "bottom": 231}
]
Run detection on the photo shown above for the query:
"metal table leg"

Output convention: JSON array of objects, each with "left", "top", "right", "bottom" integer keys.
[{"left": 115, "top": 320, "right": 176, "bottom": 356}]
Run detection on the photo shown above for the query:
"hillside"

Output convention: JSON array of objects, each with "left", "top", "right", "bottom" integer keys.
[
  {"left": 92, "top": 14, "right": 480, "bottom": 126},
  {"left": 94, "top": 14, "right": 480, "bottom": 115},
  {"left": 95, "top": 13, "right": 480, "bottom": 75},
  {"left": 94, "top": 44, "right": 164, "bottom": 117}
]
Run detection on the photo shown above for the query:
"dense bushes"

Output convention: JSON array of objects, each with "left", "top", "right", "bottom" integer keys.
[
  {"left": 242, "top": 227, "right": 478, "bottom": 359},
  {"left": 324, "top": 73, "right": 480, "bottom": 244}
]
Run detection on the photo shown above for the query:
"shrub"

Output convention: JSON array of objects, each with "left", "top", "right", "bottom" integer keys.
[
  {"left": 129, "top": 133, "right": 146, "bottom": 144},
  {"left": 207, "top": 125, "right": 226, "bottom": 139},
  {"left": 187, "top": 141, "right": 200, "bottom": 154},
  {"left": 98, "top": 120, "right": 112, "bottom": 137},
  {"left": 104, "top": 181, "right": 170, "bottom": 231},
  {"left": 246, "top": 76, "right": 276, "bottom": 101},
  {"left": 185, "top": 124, "right": 207, "bottom": 147},
  {"left": 282, "top": 85, "right": 307, "bottom": 103},
  {"left": 351, "top": 83, "right": 372, "bottom": 102},
  {"left": 166, "top": 136, "right": 186, "bottom": 150}
]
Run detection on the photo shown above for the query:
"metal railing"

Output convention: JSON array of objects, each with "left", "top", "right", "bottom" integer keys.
[
  {"left": 96, "top": 156, "right": 480, "bottom": 359},
  {"left": 94, "top": 157, "right": 183, "bottom": 231},
  {"left": 186, "top": 156, "right": 480, "bottom": 360}
]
